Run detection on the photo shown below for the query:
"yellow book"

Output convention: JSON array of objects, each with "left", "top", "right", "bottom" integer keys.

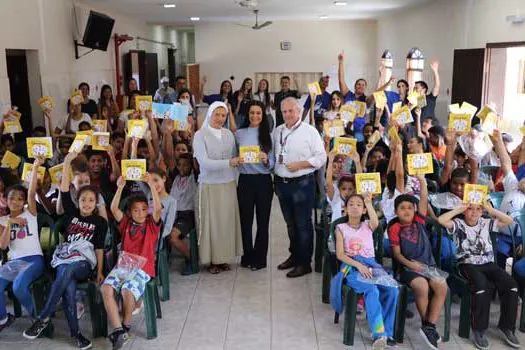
[
  {"left": 38, "top": 96, "right": 54, "bottom": 111},
  {"left": 70, "top": 90, "right": 83, "bottom": 106},
  {"left": 6, "top": 110, "right": 21, "bottom": 119},
  {"left": 1, "top": 150, "right": 21, "bottom": 169},
  {"left": 323, "top": 120, "right": 345, "bottom": 138},
  {"left": 69, "top": 134, "right": 89, "bottom": 153},
  {"left": 92, "top": 132, "right": 111, "bottom": 151},
  {"left": 448, "top": 103, "right": 461, "bottom": 114},
  {"left": 481, "top": 112, "right": 497, "bottom": 135},
  {"left": 340, "top": 105, "right": 356, "bottom": 124},
  {"left": 417, "top": 94, "right": 427, "bottom": 109},
  {"left": 307, "top": 82, "right": 321, "bottom": 96},
  {"left": 460, "top": 101, "right": 478, "bottom": 117},
  {"left": 353, "top": 101, "right": 367, "bottom": 117},
  {"left": 239, "top": 146, "right": 261, "bottom": 163},
  {"left": 92, "top": 119, "right": 108, "bottom": 132},
  {"left": 355, "top": 173, "right": 382, "bottom": 195},
  {"left": 463, "top": 184, "right": 488, "bottom": 205},
  {"left": 392, "top": 101, "right": 402, "bottom": 113},
  {"left": 367, "top": 130, "right": 381, "bottom": 148},
  {"left": 407, "top": 92, "right": 419, "bottom": 106},
  {"left": 127, "top": 119, "right": 148, "bottom": 138},
  {"left": 135, "top": 96, "right": 153, "bottom": 112},
  {"left": 407, "top": 153, "right": 434, "bottom": 175},
  {"left": 76, "top": 130, "right": 93, "bottom": 145},
  {"left": 48, "top": 163, "right": 64, "bottom": 185},
  {"left": 3, "top": 120, "right": 22, "bottom": 133},
  {"left": 448, "top": 113, "right": 471, "bottom": 132},
  {"left": 21, "top": 163, "right": 46, "bottom": 183},
  {"left": 27, "top": 137, "right": 53, "bottom": 159},
  {"left": 388, "top": 126, "right": 400, "bottom": 143},
  {"left": 122, "top": 159, "right": 147, "bottom": 181},
  {"left": 333, "top": 137, "right": 357, "bottom": 155},
  {"left": 174, "top": 119, "right": 190, "bottom": 131},
  {"left": 521, "top": 126, "right": 525, "bottom": 137},
  {"left": 373, "top": 91, "right": 387, "bottom": 109},
  {"left": 391, "top": 105, "right": 413, "bottom": 125},
  {"left": 477, "top": 104, "right": 495, "bottom": 121}
]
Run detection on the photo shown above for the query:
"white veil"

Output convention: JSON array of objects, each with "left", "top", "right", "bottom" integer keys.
[{"left": 202, "top": 101, "right": 229, "bottom": 129}]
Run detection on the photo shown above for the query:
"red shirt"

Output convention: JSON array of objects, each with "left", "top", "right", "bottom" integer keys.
[
  {"left": 387, "top": 213, "right": 426, "bottom": 247},
  {"left": 119, "top": 215, "right": 161, "bottom": 277}
]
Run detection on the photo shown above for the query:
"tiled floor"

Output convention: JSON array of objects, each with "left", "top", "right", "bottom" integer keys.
[{"left": 1, "top": 200, "right": 524, "bottom": 349}]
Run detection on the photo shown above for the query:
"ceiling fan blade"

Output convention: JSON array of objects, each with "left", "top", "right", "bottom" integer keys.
[
  {"left": 255, "top": 21, "right": 272, "bottom": 29},
  {"left": 234, "top": 23, "right": 253, "bottom": 28}
]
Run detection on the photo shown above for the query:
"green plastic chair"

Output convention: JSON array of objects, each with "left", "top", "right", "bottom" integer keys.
[
  {"left": 188, "top": 228, "right": 199, "bottom": 274},
  {"left": 488, "top": 192, "right": 505, "bottom": 210}
]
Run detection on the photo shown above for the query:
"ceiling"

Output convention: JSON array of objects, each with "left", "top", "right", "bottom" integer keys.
[{"left": 82, "top": 0, "right": 431, "bottom": 25}]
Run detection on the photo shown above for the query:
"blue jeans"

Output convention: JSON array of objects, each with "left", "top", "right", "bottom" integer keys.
[
  {"left": 0, "top": 255, "right": 45, "bottom": 319},
  {"left": 275, "top": 174, "right": 316, "bottom": 266},
  {"left": 345, "top": 269, "right": 398, "bottom": 338},
  {"left": 39, "top": 261, "right": 91, "bottom": 336}
]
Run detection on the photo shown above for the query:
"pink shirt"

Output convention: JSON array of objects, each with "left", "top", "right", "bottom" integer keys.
[{"left": 336, "top": 221, "right": 375, "bottom": 258}]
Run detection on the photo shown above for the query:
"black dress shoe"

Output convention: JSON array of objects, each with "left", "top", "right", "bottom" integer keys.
[
  {"left": 251, "top": 264, "right": 267, "bottom": 271},
  {"left": 277, "top": 256, "right": 294, "bottom": 270},
  {"left": 286, "top": 265, "right": 312, "bottom": 278}
]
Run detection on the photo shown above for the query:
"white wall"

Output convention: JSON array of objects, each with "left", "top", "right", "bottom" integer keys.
[
  {"left": 195, "top": 20, "right": 377, "bottom": 94},
  {"left": 377, "top": 0, "right": 525, "bottom": 121},
  {"left": 0, "top": 0, "right": 162, "bottom": 127}
]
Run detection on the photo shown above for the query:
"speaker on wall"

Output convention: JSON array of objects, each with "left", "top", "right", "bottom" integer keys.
[{"left": 82, "top": 11, "right": 115, "bottom": 51}]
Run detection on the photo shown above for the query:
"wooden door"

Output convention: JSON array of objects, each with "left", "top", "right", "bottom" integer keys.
[{"left": 451, "top": 48, "right": 485, "bottom": 107}]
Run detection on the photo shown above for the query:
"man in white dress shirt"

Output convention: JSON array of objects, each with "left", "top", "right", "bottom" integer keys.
[{"left": 274, "top": 97, "right": 327, "bottom": 278}]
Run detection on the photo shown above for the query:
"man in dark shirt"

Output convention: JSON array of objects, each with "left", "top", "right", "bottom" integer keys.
[
  {"left": 274, "top": 76, "right": 300, "bottom": 127},
  {"left": 302, "top": 75, "right": 331, "bottom": 127},
  {"left": 414, "top": 60, "right": 440, "bottom": 119}
]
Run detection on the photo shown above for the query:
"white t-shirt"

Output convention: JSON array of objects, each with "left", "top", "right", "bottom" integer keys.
[
  {"left": 0, "top": 209, "right": 43, "bottom": 259},
  {"left": 381, "top": 188, "right": 401, "bottom": 225},
  {"left": 169, "top": 174, "right": 197, "bottom": 211},
  {"left": 57, "top": 113, "right": 92, "bottom": 133},
  {"left": 499, "top": 172, "right": 525, "bottom": 236},
  {"left": 328, "top": 190, "right": 345, "bottom": 223}
]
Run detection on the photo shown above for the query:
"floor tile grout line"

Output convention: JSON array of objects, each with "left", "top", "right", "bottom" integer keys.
[
  {"left": 174, "top": 269, "right": 202, "bottom": 350},
  {"left": 308, "top": 274, "right": 321, "bottom": 350},
  {"left": 222, "top": 263, "right": 239, "bottom": 350}
]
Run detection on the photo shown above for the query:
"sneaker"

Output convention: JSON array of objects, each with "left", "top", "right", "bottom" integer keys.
[
  {"left": 109, "top": 329, "right": 129, "bottom": 350},
  {"left": 386, "top": 337, "right": 397, "bottom": 348},
  {"left": 23, "top": 319, "right": 49, "bottom": 340},
  {"left": 473, "top": 330, "right": 490, "bottom": 350},
  {"left": 132, "top": 301, "right": 143, "bottom": 316},
  {"left": 499, "top": 328, "right": 521, "bottom": 348},
  {"left": 77, "top": 302, "right": 85, "bottom": 320},
  {"left": 419, "top": 326, "right": 439, "bottom": 350},
  {"left": 372, "top": 336, "right": 387, "bottom": 349},
  {"left": 0, "top": 314, "right": 15, "bottom": 333},
  {"left": 75, "top": 333, "right": 92, "bottom": 350}
]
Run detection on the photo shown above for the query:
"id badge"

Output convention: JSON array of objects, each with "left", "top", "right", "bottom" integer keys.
[{"left": 279, "top": 151, "right": 287, "bottom": 164}]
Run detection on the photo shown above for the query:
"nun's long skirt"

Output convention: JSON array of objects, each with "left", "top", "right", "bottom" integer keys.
[{"left": 197, "top": 181, "right": 243, "bottom": 265}]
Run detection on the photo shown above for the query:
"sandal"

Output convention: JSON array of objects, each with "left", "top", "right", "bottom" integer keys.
[
  {"left": 207, "top": 265, "right": 221, "bottom": 274},
  {"left": 218, "top": 264, "right": 231, "bottom": 271}
]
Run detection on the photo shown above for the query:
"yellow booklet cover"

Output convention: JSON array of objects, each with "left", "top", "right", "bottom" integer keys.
[
  {"left": 463, "top": 184, "right": 488, "bottom": 205},
  {"left": 460, "top": 101, "right": 478, "bottom": 117},
  {"left": 76, "top": 130, "right": 93, "bottom": 145},
  {"left": 1, "top": 150, "right": 21, "bottom": 169},
  {"left": 128, "top": 119, "right": 147, "bottom": 138},
  {"left": 391, "top": 105, "right": 413, "bottom": 125},
  {"left": 481, "top": 112, "right": 497, "bottom": 135},
  {"left": 388, "top": 126, "right": 400, "bottom": 143},
  {"left": 340, "top": 105, "right": 356, "bottom": 124},
  {"left": 48, "top": 163, "right": 64, "bottom": 185},
  {"left": 92, "top": 132, "right": 110, "bottom": 151},
  {"left": 373, "top": 91, "right": 387, "bottom": 109},
  {"left": 135, "top": 96, "right": 152, "bottom": 112},
  {"left": 355, "top": 173, "right": 382, "bottom": 195},
  {"left": 27, "top": 137, "right": 53, "bottom": 159},
  {"left": 521, "top": 126, "right": 525, "bottom": 137},
  {"left": 239, "top": 146, "right": 261, "bottom": 163},
  {"left": 69, "top": 134, "right": 89, "bottom": 153},
  {"left": 417, "top": 94, "right": 427, "bottom": 109},
  {"left": 122, "top": 159, "right": 147, "bottom": 181},
  {"left": 367, "top": 130, "right": 381, "bottom": 148},
  {"left": 477, "top": 104, "right": 495, "bottom": 121},
  {"left": 174, "top": 119, "right": 190, "bottom": 131},
  {"left": 333, "top": 137, "right": 357, "bottom": 155},
  {"left": 21, "top": 163, "right": 46, "bottom": 183},
  {"left": 323, "top": 120, "right": 345, "bottom": 138},
  {"left": 70, "top": 90, "right": 83, "bottom": 106},
  {"left": 3, "top": 120, "right": 22, "bottom": 133},
  {"left": 392, "top": 101, "right": 402, "bottom": 113},
  {"left": 92, "top": 119, "right": 108, "bottom": 132},
  {"left": 353, "top": 101, "right": 367, "bottom": 117},
  {"left": 6, "top": 110, "right": 21, "bottom": 120},
  {"left": 307, "top": 82, "right": 321, "bottom": 96},
  {"left": 448, "top": 103, "right": 461, "bottom": 114},
  {"left": 407, "top": 153, "right": 434, "bottom": 175},
  {"left": 448, "top": 113, "right": 471, "bottom": 132},
  {"left": 407, "top": 92, "right": 419, "bottom": 107},
  {"left": 38, "top": 96, "right": 54, "bottom": 111}
]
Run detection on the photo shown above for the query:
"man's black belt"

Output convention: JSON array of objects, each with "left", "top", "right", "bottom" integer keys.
[{"left": 274, "top": 172, "right": 314, "bottom": 184}]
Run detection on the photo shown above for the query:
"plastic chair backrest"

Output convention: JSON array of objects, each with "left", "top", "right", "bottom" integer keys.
[
  {"left": 37, "top": 212, "right": 55, "bottom": 251},
  {"left": 488, "top": 192, "right": 505, "bottom": 210}
]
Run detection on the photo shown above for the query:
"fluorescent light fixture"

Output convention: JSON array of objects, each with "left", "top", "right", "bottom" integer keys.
[
  {"left": 334, "top": 1, "right": 347, "bottom": 5},
  {"left": 319, "top": 15, "right": 329, "bottom": 20},
  {"left": 190, "top": 17, "right": 200, "bottom": 21},
  {"left": 163, "top": 4, "right": 176, "bottom": 8}
]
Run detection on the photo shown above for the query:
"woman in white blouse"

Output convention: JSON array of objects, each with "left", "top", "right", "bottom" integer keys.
[{"left": 193, "top": 101, "right": 243, "bottom": 274}]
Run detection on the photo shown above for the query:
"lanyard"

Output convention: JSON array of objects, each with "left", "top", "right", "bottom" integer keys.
[{"left": 279, "top": 122, "right": 301, "bottom": 150}]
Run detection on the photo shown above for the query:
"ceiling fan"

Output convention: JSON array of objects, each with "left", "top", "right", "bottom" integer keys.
[{"left": 236, "top": 9, "right": 273, "bottom": 30}]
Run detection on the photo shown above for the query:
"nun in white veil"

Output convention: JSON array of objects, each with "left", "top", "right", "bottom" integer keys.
[{"left": 193, "top": 101, "right": 243, "bottom": 273}]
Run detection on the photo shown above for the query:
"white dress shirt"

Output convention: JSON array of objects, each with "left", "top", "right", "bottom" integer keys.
[{"left": 273, "top": 119, "right": 326, "bottom": 178}]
